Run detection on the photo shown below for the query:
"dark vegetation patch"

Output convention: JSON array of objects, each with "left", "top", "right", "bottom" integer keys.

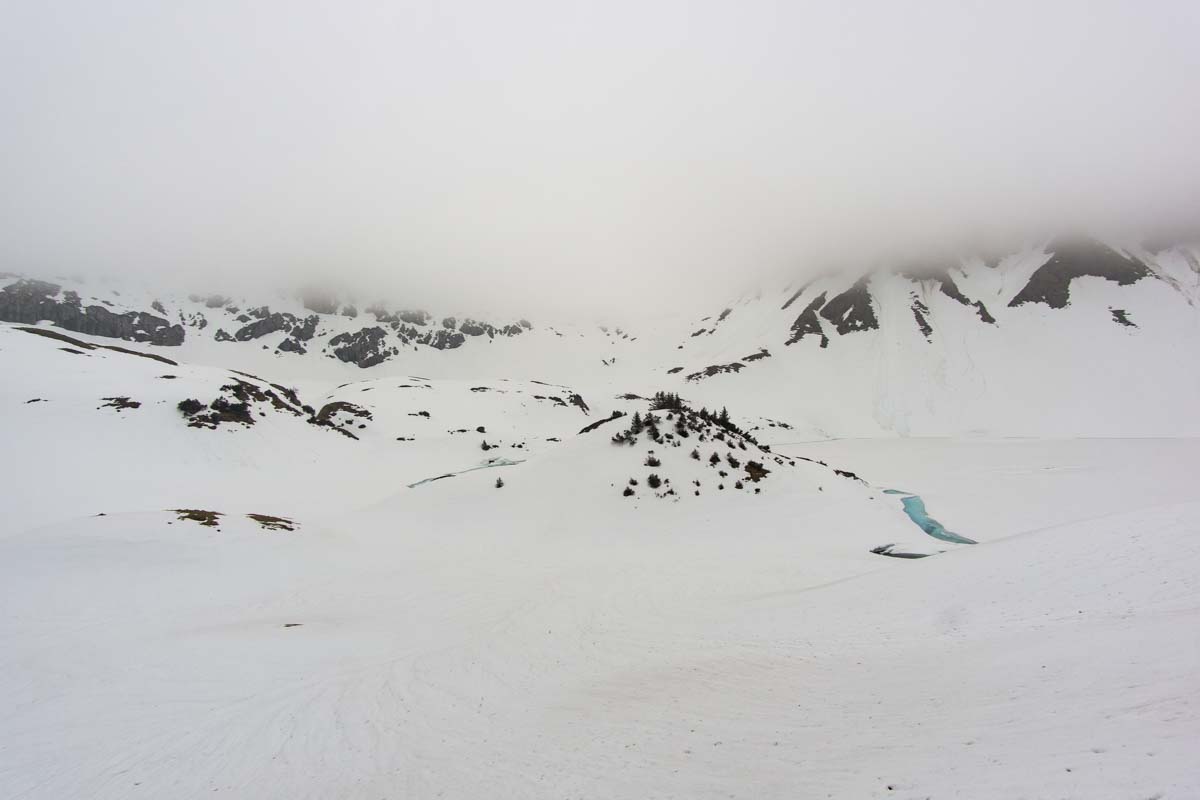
[
  {"left": 686, "top": 362, "right": 745, "bottom": 382},
  {"left": 309, "top": 401, "right": 372, "bottom": 439},
  {"left": 174, "top": 508, "right": 222, "bottom": 527},
  {"left": 100, "top": 396, "right": 141, "bottom": 411},
  {"left": 578, "top": 410, "right": 626, "bottom": 434},
  {"left": 609, "top": 396, "right": 788, "bottom": 499},
  {"left": 247, "top": 513, "right": 296, "bottom": 532},
  {"left": 18, "top": 326, "right": 179, "bottom": 365},
  {"left": 179, "top": 379, "right": 307, "bottom": 430}
]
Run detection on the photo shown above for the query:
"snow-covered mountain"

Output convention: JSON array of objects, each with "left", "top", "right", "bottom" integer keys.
[
  {"left": 5, "top": 236, "right": 1198, "bottom": 435},
  {"left": 669, "top": 238, "right": 1200, "bottom": 436}
]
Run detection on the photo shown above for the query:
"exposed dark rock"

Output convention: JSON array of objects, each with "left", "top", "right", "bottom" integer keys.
[
  {"left": 422, "top": 328, "right": 466, "bottom": 350},
  {"left": 1110, "top": 308, "right": 1137, "bottom": 327},
  {"left": 342, "top": 305, "right": 358, "bottom": 318},
  {"left": 568, "top": 393, "right": 590, "bottom": 414},
  {"left": 785, "top": 293, "right": 829, "bottom": 347},
  {"left": 1009, "top": 240, "right": 1151, "bottom": 309},
  {"left": 0, "top": 280, "right": 185, "bottom": 345},
  {"left": 442, "top": 316, "right": 457, "bottom": 329},
  {"left": 820, "top": 278, "right": 878, "bottom": 335},
  {"left": 870, "top": 544, "right": 929, "bottom": 559},
  {"left": 912, "top": 298, "right": 934, "bottom": 341},
  {"left": 742, "top": 348, "right": 770, "bottom": 362},
  {"left": 204, "top": 295, "right": 229, "bottom": 309},
  {"left": 328, "top": 327, "right": 396, "bottom": 367},
  {"left": 183, "top": 379, "right": 306, "bottom": 430},
  {"left": 291, "top": 314, "right": 319, "bottom": 341},
  {"left": 899, "top": 266, "right": 972, "bottom": 306},
  {"left": 235, "top": 312, "right": 296, "bottom": 341},
  {"left": 17, "top": 326, "right": 179, "bottom": 365},
  {"left": 151, "top": 300, "right": 166, "bottom": 314},
  {"left": 781, "top": 280, "right": 815, "bottom": 310},
  {"left": 974, "top": 301, "right": 996, "bottom": 324},
  {"left": 214, "top": 329, "right": 234, "bottom": 342},
  {"left": 667, "top": 366, "right": 684, "bottom": 374},
  {"left": 308, "top": 401, "right": 372, "bottom": 438},
  {"left": 686, "top": 363, "right": 745, "bottom": 382},
  {"left": 459, "top": 318, "right": 494, "bottom": 337},
  {"left": 277, "top": 337, "right": 307, "bottom": 354}
]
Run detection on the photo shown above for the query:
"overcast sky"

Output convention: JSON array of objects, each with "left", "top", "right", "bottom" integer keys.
[{"left": 2, "top": 1, "right": 1199, "bottom": 312}]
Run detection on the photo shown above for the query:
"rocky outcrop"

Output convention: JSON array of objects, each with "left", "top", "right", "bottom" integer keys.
[
  {"left": 686, "top": 362, "right": 746, "bottom": 382},
  {"left": 785, "top": 294, "right": 829, "bottom": 348},
  {"left": 820, "top": 278, "right": 878, "bottom": 335},
  {"left": 422, "top": 328, "right": 466, "bottom": 350},
  {"left": 235, "top": 312, "right": 296, "bottom": 341},
  {"left": 328, "top": 327, "right": 397, "bottom": 367},
  {"left": 0, "top": 279, "right": 185, "bottom": 345},
  {"left": 1010, "top": 240, "right": 1150, "bottom": 309}
]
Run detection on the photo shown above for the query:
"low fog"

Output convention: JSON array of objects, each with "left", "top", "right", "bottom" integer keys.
[{"left": 2, "top": 0, "right": 1199, "bottom": 314}]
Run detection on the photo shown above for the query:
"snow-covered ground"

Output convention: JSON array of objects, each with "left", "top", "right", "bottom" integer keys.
[{"left": 2, "top": 291, "right": 1199, "bottom": 797}]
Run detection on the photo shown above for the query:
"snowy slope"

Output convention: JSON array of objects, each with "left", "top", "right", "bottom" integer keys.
[
  {"left": 669, "top": 239, "right": 1200, "bottom": 436},
  {"left": 2, "top": 237, "right": 1200, "bottom": 799}
]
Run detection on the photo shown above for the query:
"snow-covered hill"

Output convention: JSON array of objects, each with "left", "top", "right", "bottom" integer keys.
[{"left": 2, "top": 237, "right": 1199, "bottom": 799}]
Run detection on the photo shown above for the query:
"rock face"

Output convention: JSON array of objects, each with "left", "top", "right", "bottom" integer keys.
[
  {"left": 328, "top": 327, "right": 397, "bottom": 368},
  {"left": 422, "top": 328, "right": 466, "bottom": 350},
  {"left": 785, "top": 294, "right": 830, "bottom": 348},
  {"left": 1010, "top": 240, "right": 1151, "bottom": 309},
  {"left": 819, "top": 278, "right": 879, "bottom": 335},
  {"left": 0, "top": 280, "right": 185, "bottom": 345},
  {"left": 235, "top": 312, "right": 297, "bottom": 342}
]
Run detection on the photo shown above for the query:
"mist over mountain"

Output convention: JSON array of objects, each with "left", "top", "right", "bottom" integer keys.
[{"left": 4, "top": 3, "right": 1200, "bottom": 799}]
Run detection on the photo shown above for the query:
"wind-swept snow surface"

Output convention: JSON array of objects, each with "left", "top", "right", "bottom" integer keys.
[{"left": 1, "top": 283, "right": 1199, "bottom": 798}]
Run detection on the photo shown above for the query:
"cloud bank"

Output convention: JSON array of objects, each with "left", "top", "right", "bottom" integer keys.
[{"left": 2, "top": 0, "right": 1199, "bottom": 312}]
